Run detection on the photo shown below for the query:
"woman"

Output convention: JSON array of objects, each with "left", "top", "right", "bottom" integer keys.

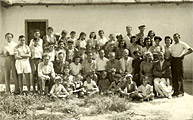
[
  {"left": 129, "top": 36, "right": 142, "bottom": 58},
  {"left": 87, "top": 32, "right": 97, "bottom": 49},
  {"left": 141, "top": 37, "right": 153, "bottom": 55},
  {"left": 140, "top": 52, "right": 154, "bottom": 85},
  {"left": 147, "top": 30, "right": 155, "bottom": 44},
  {"left": 115, "top": 40, "right": 126, "bottom": 60}
]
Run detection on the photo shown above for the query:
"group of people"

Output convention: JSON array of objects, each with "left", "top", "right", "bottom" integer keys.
[{"left": 2, "top": 25, "right": 193, "bottom": 101}]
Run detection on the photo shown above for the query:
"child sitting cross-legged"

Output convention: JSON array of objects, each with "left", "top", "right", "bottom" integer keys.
[
  {"left": 107, "top": 74, "right": 122, "bottom": 95},
  {"left": 83, "top": 74, "right": 99, "bottom": 97},
  {"left": 72, "top": 74, "right": 85, "bottom": 98},
  {"left": 98, "top": 71, "right": 111, "bottom": 95},
  {"left": 137, "top": 76, "right": 155, "bottom": 102},
  {"left": 50, "top": 76, "right": 69, "bottom": 99}
]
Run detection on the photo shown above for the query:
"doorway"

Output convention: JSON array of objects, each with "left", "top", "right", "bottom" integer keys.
[{"left": 25, "top": 19, "right": 48, "bottom": 45}]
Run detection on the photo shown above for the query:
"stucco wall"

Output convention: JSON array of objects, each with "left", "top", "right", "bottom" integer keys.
[{"left": 1, "top": 3, "right": 193, "bottom": 81}]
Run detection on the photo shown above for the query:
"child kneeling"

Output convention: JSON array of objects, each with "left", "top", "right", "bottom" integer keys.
[{"left": 50, "top": 76, "right": 69, "bottom": 99}]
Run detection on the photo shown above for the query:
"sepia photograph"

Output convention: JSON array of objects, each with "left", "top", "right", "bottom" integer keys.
[{"left": 0, "top": 0, "right": 193, "bottom": 120}]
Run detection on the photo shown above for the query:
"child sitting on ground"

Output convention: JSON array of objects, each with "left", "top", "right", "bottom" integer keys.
[
  {"left": 62, "top": 68, "right": 74, "bottom": 95},
  {"left": 83, "top": 74, "right": 99, "bottom": 97},
  {"left": 137, "top": 76, "right": 155, "bottom": 102},
  {"left": 108, "top": 74, "right": 122, "bottom": 95},
  {"left": 98, "top": 71, "right": 111, "bottom": 95},
  {"left": 50, "top": 76, "right": 69, "bottom": 99},
  {"left": 72, "top": 75, "right": 85, "bottom": 98}
]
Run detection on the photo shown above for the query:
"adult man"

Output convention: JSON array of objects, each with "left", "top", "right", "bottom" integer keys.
[
  {"left": 123, "top": 25, "right": 133, "bottom": 49},
  {"left": 153, "top": 52, "right": 172, "bottom": 98},
  {"left": 3, "top": 33, "right": 18, "bottom": 94},
  {"left": 119, "top": 49, "right": 133, "bottom": 75},
  {"left": 96, "top": 49, "right": 109, "bottom": 72},
  {"left": 38, "top": 54, "right": 55, "bottom": 94},
  {"left": 170, "top": 33, "right": 193, "bottom": 97},
  {"left": 96, "top": 30, "right": 108, "bottom": 48},
  {"left": 136, "top": 25, "right": 145, "bottom": 39},
  {"left": 29, "top": 29, "right": 43, "bottom": 47}
]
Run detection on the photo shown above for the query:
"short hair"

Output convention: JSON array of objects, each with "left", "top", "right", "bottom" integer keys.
[
  {"left": 5, "top": 33, "right": 14, "bottom": 38},
  {"left": 126, "top": 25, "right": 132, "bottom": 29},
  {"left": 58, "top": 52, "right": 64, "bottom": 56},
  {"left": 61, "top": 30, "right": 68, "bottom": 35},
  {"left": 73, "top": 55, "right": 82, "bottom": 63},
  {"left": 47, "top": 27, "right": 54, "bottom": 31},
  {"left": 43, "top": 54, "right": 50, "bottom": 59},
  {"left": 154, "top": 36, "right": 162, "bottom": 41},
  {"left": 58, "top": 40, "right": 64, "bottom": 45},
  {"left": 147, "top": 30, "right": 155, "bottom": 37},
  {"left": 98, "top": 30, "right": 104, "bottom": 34},
  {"left": 19, "top": 35, "right": 25, "bottom": 39},
  {"left": 164, "top": 36, "right": 173, "bottom": 44},
  {"left": 67, "top": 40, "right": 74, "bottom": 44},
  {"left": 144, "top": 37, "right": 153, "bottom": 46},
  {"left": 70, "top": 31, "right": 76, "bottom": 34},
  {"left": 173, "top": 33, "right": 180, "bottom": 38},
  {"left": 116, "top": 34, "right": 123, "bottom": 40},
  {"left": 89, "top": 32, "right": 96, "bottom": 39},
  {"left": 34, "top": 29, "right": 40, "bottom": 33}
]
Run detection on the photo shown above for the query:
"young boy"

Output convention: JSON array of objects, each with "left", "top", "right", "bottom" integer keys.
[
  {"left": 72, "top": 75, "right": 85, "bottom": 98},
  {"left": 83, "top": 74, "right": 99, "bottom": 97},
  {"left": 50, "top": 76, "right": 69, "bottom": 99},
  {"left": 137, "top": 76, "right": 154, "bottom": 102},
  {"left": 30, "top": 38, "right": 43, "bottom": 92},
  {"left": 14, "top": 35, "right": 31, "bottom": 94},
  {"left": 66, "top": 40, "right": 78, "bottom": 63},
  {"left": 98, "top": 71, "right": 110, "bottom": 95}
]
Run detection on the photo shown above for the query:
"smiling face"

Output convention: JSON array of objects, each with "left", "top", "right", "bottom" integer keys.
[
  {"left": 34, "top": 31, "right": 40, "bottom": 38},
  {"left": 173, "top": 34, "right": 180, "bottom": 44},
  {"left": 43, "top": 56, "right": 50, "bottom": 65},
  {"left": 154, "top": 39, "right": 160, "bottom": 46},
  {"left": 19, "top": 37, "right": 26, "bottom": 45},
  {"left": 6, "top": 34, "right": 13, "bottom": 43}
]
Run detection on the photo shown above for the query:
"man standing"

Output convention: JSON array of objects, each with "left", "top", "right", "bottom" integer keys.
[
  {"left": 136, "top": 25, "right": 145, "bottom": 39},
  {"left": 123, "top": 25, "right": 133, "bottom": 49},
  {"left": 3, "top": 33, "right": 19, "bottom": 94},
  {"left": 171, "top": 33, "right": 193, "bottom": 97}
]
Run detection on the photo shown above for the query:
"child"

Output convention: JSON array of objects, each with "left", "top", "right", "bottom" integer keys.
[
  {"left": 55, "top": 40, "right": 66, "bottom": 61},
  {"left": 62, "top": 68, "right": 74, "bottom": 95},
  {"left": 72, "top": 75, "right": 85, "bottom": 98},
  {"left": 137, "top": 76, "right": 154, "bottom": 102},
  {"left": 69, "top": 56, "right": 82, "bottom": 76},
  {"left": 66, "top": 40, "right": 78, "bottom": 63},
  {"left": 83, "top": 74, "right": 99, "bottom": 97},
  {"left": 30, "top": 38, "right": 43, "bottom": 92},
  {"left": 76, "top": 32, "right": 87, "bottom": 50},
  {"left": 14, "top": 35, "right": 31, "bottom": 94},
  {"left": 50, "top": 76, "right": 69, "bottom": 99},
  {"left": 108, "top": 74, "right": 122, "bottom": 95},
  {"left": 98, "top": 71, "right": 110, "bottom": 95}
]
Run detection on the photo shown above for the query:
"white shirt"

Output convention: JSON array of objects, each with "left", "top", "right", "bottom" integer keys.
[
  {"left": 30, "top": 45, "right": 43, "bottom": 59},
  {"left": 84, "top": 80, "right": 97, "bottom": 90},
  {"left": 38, "top": 62, "right": 55, "bottom": 79},
  {"left": 69, "top": 62, "right": 82, "bottom": 76},
  {"left": 96, "top": 37, "right": 108, "bottom": 47},
  {"left": 123, "top": 34, "right": 134, "bottom": 49},
  {"left": 171, "top": 41, "right": 190, "bottom": 57},
  {"left": 50, "top": 84, "right": 67, "bottom": 95},
  {"left": 96, "top": 57, "right": 109, "bottom": 71},
  {"left": 4, "top": 41, "right": 18, "bottom": 55},
  {"left": 29, "top": 38, "right": 43, "bottom": 47}
]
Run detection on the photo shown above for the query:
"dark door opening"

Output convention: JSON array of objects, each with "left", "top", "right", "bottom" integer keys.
[{"left": 25, "top": 19, "right": 48, "bottom": 45}]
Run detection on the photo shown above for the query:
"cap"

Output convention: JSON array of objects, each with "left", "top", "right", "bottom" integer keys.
[
  {"left": 138, "top": 25, "right": 145, "bottom": 29},
  {"left": 154, "top": 36, "right": 162, "bottom": 41}
]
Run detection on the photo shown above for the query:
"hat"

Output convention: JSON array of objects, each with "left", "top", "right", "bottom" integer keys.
[
  {"left": 125, "top": 74, "right": 133, "bottom": 78},
  {"left": 55, "top": 76, "right": 62, "bottom": 82},
  {"left": 114, "top": 74, "right": 122, "bottom": 78},
  {"left": 154, "top": 36, "right": 162, "bottom": 41},
  {"left": 138, "top": 25, "right": 145, "bottom": 29}
]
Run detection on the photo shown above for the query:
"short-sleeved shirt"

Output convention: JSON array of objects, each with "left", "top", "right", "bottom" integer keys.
[
  {"left": 30, "top": 45, "right": 43, "bottom": 59},
  {"left": 50, "top": 84, "right": 67, "bottom": 95},
  {"left": 84, "top": 80, "right": 97, "bottom": 90},
  {"left": 96, "top": 57, "right": 109, "bottom": 71},
  {"left": 138, "top": 84, "right": 153, "bottom": 96},
  {"left": 69, "top": 62, "right": 82, "bottom": 76},
  {"left": 3, "top": 41, "right": 18, "bottom": 55},
  {"left": 171, "top": 41, "right": 190, "bottom": 57},
  {"left": 96, "top": 37, "right": 108, "bottom": 47},
  {"left": 14, "top": 45, "right": 31, "bottom": 60}
]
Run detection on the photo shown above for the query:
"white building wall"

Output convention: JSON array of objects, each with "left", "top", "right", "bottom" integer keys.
[{"left": 0, "top": 3, "right": 193, "bottom": 81}]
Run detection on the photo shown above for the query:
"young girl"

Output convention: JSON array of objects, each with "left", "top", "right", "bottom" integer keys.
[
  {"left": 76, "top": 32, "right": 87, "bottom": 50},
  {"left": 55, "top": 41, "right": 66, "bottom": 61},
  {"left": 14, "top": 35, "right": 31, "bottom": 94},
  {"left": 69, "top": 56, "right": 82, "bottom": 76},
  {"left": 50, "top": 76, "right": 69, "bottom": 99},
  {"left": 87, "top": 32, "right": 97, "bottom": 49},
  {"left": 98, "top": 71, "right": 110, "bottom": 95}
]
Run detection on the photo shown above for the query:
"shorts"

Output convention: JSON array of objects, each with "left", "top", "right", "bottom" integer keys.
[{"left": 15, "top": 59, "right": 31, "bottom": 74}]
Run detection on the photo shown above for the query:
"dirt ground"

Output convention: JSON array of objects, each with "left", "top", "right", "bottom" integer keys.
[{"left": 79, "top": 93, "right": 193, "bottom": 120}]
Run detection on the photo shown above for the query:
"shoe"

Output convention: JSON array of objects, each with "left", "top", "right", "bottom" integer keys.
[
  {"left": 177, "top": 93, "right": 184, "bottom": 98},
  {"left": 172, "top": 92, "right": 177, "bottom": 97}
]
